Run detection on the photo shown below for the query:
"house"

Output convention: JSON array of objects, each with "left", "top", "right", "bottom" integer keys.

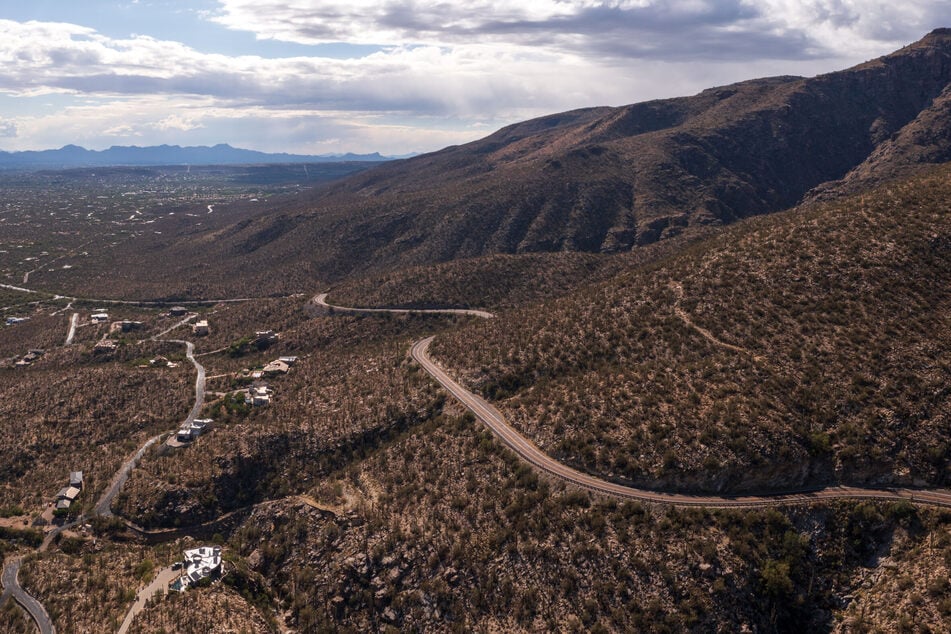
[
  {"left": 252, "top": 394, "right": 271, "bottom": 407},
  {"left": 173, "top": 546, "right": 223, "bottom": 592},
  {"left": 192, "top": 320, "right": 209, "bottom": 336},
  {"left": 69, "top": 471, "right": 83, "bottom": 489},
  {"left": 262, "top": 360, "right": 289, "bottom": 376},
  {"left": 176, "top": 418, "right": 212, "bottom": 443},
  {"left": 90, "top": 313, "right": 109, "bottom": 323},
  {"left": 21, "top": 350, "right": 43, "bottom": 363},
  {"left": 247, "top": 385, "right": 271, "bottom": 407},
  {"left": 254, "top": 330, "right": 278, "bottom": 347},
  {"left": 56, "top": 485, "right": 81, "bottom": 509},
  {"left": 5, "top": 317, "right": 28, "bottom": 325},
  {"left": 169, "top": 306, "right": 188, "bottom": 316},
  {"left": 277, "top": 356, "right": 298, "bottom": 365},
  {"left": 94, "top": 339, "right": 117, "bottom": 353},
  {"left": 119, "top": 321, "right": 143, "bottom": 332}
]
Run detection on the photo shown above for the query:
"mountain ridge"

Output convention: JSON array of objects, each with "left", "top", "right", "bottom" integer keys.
[
  {"left": 28, "top": 29, "right": 951, "bottom": 301},
  {"left": 156, "top": 29, "right": 951, "bottom": 288},
  {"left": 0, "top": 143, "right": 398, "bottom": 169}
]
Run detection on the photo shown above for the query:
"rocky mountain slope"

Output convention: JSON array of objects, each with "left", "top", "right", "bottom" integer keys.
[
  {"left": 431, "top": 165, "right": 951, "bottom": 494},
  {"left": 99, "top": 28, "right": 951, "bottom": 295}
]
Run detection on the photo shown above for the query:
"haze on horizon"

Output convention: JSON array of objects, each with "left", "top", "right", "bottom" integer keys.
[{"left": 1, "top": 0, "right": 951, "bottom": 156}]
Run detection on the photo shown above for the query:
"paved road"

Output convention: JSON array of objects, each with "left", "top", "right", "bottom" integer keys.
[
  {"left": 64, "top": 312, "right": 79, "bottom": 346},
  {"left": 94, "top": 340, "right": 205, "bottom": 517},
  {"left": 411, "top": 337, "right": 951, "bottom": 509},
  {"left": 1, "top": 558, "right": 55, "bottom": 634},
  {"left": 149, "top": 314, "right": 197, "bottom": 341},
  {"left": 314, "top": 292, "right": 495, "bottom": 319},
  {"left": 116, "top": 564, "right": 179, "bottom": 634}
]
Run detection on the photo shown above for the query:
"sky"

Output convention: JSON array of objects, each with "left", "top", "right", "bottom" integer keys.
[{"left": 1, "top": 1, "right": 950, "bottom": 156}]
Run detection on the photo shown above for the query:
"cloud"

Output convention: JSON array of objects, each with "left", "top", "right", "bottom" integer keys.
[
  {"left": 209, "top": 0, "right": 951, "bottom": 61},
  {"left": 2, "top": 2, "right": 949, "bottom": 154},
  {"left": 0, "top": 119, "right": 16, "bottom": 138},
  {"left": 0, "top": 17, "right": 655, "bottom": 127}
]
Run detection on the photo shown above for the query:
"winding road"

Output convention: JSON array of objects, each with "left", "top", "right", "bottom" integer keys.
[
  {"left": 1, "top": 558, "right": 55, "bottom": 634},
  {"left": 95, "top": 340, "right": 205, "bottom": 517},
  {"left": 312, "top": 292, "right": 951, "bottom": 510},
  {"left": 411, "top": 337, "right": 951, "bottom": 508},
  {"left": 314, "top": 292, "right": 495, "bottom": 319},
  {"left": 116, "top": 564, "right": 179, "bottom": 634}
]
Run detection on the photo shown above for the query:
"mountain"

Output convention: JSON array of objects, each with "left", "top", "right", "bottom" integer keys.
[
  {"left": 149, "top": 29, "right": 951, "bottom": 289},
  {"left": 0, "top": 143, "right": 394, "bottom": 169}
]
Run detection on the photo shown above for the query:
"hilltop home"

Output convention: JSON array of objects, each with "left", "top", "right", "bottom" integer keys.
[
  {"left": 169, "top": 306, "right": 188, "bottom": 316},
  {"left": 176, "top": 418, "right": 212, "bottom": 443},
  {"left": 90, "top": 313, "right": 109, "bottom": 323},
  {"left": 192, "top": 320, "right": 209, "bottom": 336},
  {"left": 173, "top": 546, "right": 222, "bottom": 591},
  {"left": 69, "top": 471, "right": 83, "bottom": 489}
]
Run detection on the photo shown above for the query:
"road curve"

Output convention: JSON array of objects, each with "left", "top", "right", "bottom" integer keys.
[
  {"left": 1, "top": 558, "right": 55, "bottom": 634},
  {"left": 314, "top": 293, "right": 495, "bottom": 319},
  {"left": 411, "top": 337, "right": 951, "bottom": 509},
  {"left": 94, "top": 340, "right": 205, "bottom": 516}
]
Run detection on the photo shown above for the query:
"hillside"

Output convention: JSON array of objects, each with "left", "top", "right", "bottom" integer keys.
[
  {"left": 85, "top": 28, "right": 951, "bottom": 298},
  {"left": 4, "top": 168, "right": 950, "bottom": 633},
  {"left": 431, "top": 165, "right": 950, "bottom": 494}
]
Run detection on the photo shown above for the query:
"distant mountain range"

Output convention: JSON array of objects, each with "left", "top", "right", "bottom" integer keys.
[{"left": 0, "top": 143, "right": 401, "bottom": 169}]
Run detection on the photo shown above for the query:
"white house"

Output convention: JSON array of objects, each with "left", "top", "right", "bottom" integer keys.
[
  {"left": 174, "top": 546, "right": 223, "bottom": 591},
  {"left": 176, "top": 419, "right": 212, "bottom": 442}
]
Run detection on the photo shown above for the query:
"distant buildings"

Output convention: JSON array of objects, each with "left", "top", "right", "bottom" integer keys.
[
  {"left": 119, "top": 320, "right": 143, "bottom": 332},
  {"left": 5, "top": 316, "right": 28, "bottom": 325},
  {"left": 169, "top": 306, "right": 188, "bottom": 317},
  {"left": 192, "top": 320, "right": 209, "bottom": 336},
  {"left": 90, "top": 312, "right": 109, "bottom": 323}
]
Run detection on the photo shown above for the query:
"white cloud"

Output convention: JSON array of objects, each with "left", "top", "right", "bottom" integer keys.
[
  {"left": 209, "top": 0, "right": 951, "bottom": 60},
  {"left": 1, "top": 1, "right": 950, "bottom": 154}
]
